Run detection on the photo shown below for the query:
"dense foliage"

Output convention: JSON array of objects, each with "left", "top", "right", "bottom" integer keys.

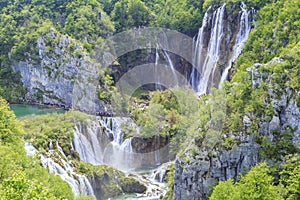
[
  {"left": 0, "top": 0, "right": 299, "bottom": 199},
  {"left": 22, "top": 111, "right": 90, "bottom": 156},
  {"left": 0, "top": 0, "right": 206, "bottom": 102},
  {"left": 206, "top": 0, "right": 300, "bottom": 199},
  {"left": 210, "top": 155, "right": 300, "bottom": 200},
  {"left": 0, "top": 97, "right": 74, "bottom": 199},
  {"left": 210, "top": 162, "right": 282, "bottom": 200}
]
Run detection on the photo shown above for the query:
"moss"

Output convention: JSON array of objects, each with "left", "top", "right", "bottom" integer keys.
[
  {"left": 162, "top": 164, "right": 175, "bottom": 200},
  {"left": 22, "top": 111, "right": 91, "bottom": 156},
  {"left": 77, "top": 162, "right": 146, "bottom": 199}
]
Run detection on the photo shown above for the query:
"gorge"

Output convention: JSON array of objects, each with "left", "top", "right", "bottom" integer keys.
[{"left": 0, "top": 0, "right": 299, "bottom": 200}]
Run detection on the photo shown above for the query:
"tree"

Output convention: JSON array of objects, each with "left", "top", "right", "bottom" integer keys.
[
  {"left": 280, "top": 155, "right": 300, "bottom": 200},
  {"left": 111, "top": 0, "right": 151, "bottom": 32},
  {"left": 210, "top": 162, "right": 283, "bottom": 200},
  {"left": 0, "top": 172, "right": 55, "bottom": 200}
]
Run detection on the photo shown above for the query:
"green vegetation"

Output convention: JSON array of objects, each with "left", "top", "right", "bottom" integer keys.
[
  {"left": 0, "top": 0, "right": 207, "bottom": 102},
  {"left": 211, "top": 155, "right": 300, "bottom": 200},
  {"left": 162, "top": 164, "right": 175, "bottom": 200},
  {"left": 128, "top": 87, "right": 230, "bottom": 154},
  {"left": 111, "top": 0, "right": 152, "bottom": 32},
  {"left": 223, "top": 0, "right": 300, "bottom": 157},
  {"left": 204, "top": 0, "right": 300, "bottom": 198},
  {"left": 77, "top": 162, "right": 146, "bottom": 199},
  {"left": 0, "top": 97, "right": 74, "bottom": 199},
  {"left": 210, "top": 162, "right": 282, "bottom": 200},
  {"left": 22, "top": 111, "right": 90, "bottom": 156},
  {"left": 0, "top": 0, "right": 300, "bottom": 199}
]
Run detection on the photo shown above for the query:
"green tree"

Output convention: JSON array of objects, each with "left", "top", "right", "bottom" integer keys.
[
  {"left": 210, "top": 163, "right": 283, "bottom": 200},
  {"left": 0, "top": 172, "right": 55, "bottom": 200},
  {"left": 111, "top": 0, "right": 151, "bottom": 32},
  {"left": 280, "top": 155, "right": 300, "bottom": 200}
]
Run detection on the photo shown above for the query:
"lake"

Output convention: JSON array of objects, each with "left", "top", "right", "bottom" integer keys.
[{"left": 10, "top": 104, "right": 66, "bottom": 118}]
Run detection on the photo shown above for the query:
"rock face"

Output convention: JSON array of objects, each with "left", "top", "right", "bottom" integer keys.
[
  {"left": 131, "top": 135, "right": 174, "bottom": 166},
  {"left": 173, "top": 136, "right": 259, "bottom": 200},
  {"left": 11, "top": 29, "right": 102, "bottom": 113},
  {"left": 87, "top": 165, "right": 146, "bottom": 200},
  {"left": 172, "top": 57, "right": 300, "bottom": 200},
  {"left": 249, "top": 57, "right": 300, "bottom": 145}
]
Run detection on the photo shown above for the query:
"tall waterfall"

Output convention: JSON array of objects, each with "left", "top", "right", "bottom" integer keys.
[
  {"left": 155, "top": 44, "right": 162, "bottom": 90},
  {"left": 219, "top": 2, "right": 252, "bottom": 86},
  {"left": 191, "top": 3, "right": 253, "bottom": 94},
  {"left": 154, "top": 31, "right": 179, "bottom": 89}
]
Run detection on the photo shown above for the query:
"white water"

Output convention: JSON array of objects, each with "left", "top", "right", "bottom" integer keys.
[
  {"left": 163, "top": 49, "right": 178, "bottom": 86},
  {"left": 73, "top": 117, "right": 138, "bottom": 171},
  {"left": 155, "top": 44, "right": 162, "bottom": 90},
  {"left": 24, "top": 143, "right": 95, "bottom": 199},
  {"left": 23, "top": 4, "right": 254, "bottom": 199},
  {"left": 24, "top": 143, "right": 37, "bottom": 156},
  {"left": 73, "top": 121, "right": 103, "bottom": 165},
  {"left": 191, "top": 3, "right": 252, "bottom": 94},
  {"left": 155, "top": 31, "right": 179, "bottom": 87},
  {"left": 72, "top": 117, "right": 171, "bottom": 198},
  {"left": 151, "top": 163, "right": 168, "bottom": 183},
  {"left": 192, "top": 4, "right": 226, "bottom": 94},
  {"left": 219, "top": 2, "right": 252, "bottom": 86}
]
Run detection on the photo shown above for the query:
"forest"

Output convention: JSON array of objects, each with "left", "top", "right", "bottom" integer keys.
[{"left": 0, "top": 0, "right": 299, "bottom": 199}]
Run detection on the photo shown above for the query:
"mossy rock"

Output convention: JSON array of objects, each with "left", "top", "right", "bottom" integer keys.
[{"left": 78, "top": 163, "right": 146, "bottom": 199}]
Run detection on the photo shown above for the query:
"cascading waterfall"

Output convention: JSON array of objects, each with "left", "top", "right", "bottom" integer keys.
[
  {"left": 151, "top": 164, "right": 168, "bottom": 183},
  {"left": 24, "top": 3, "right": 255, "bottom": 199},
  {"left": 219, "top": 2, "right": 252, "bottom": 86},
  {"left": 192, "top": 4, "right": 226, "bottom": 94},
  {"left": 73, "top": 121, "right": 104, "bottom": 165},
  {"left": 73, "top": 117, "right": 138, "bottom": 171},
  {"left": 24, "top": 143, "right": 95, "bottom": 199},
  {"left": 72, "top": 116, "right": 172, "bottom": 198},
  {"left": 120, "top": 137, "right": 133, "bottom": 153},
  {"left": 191, "top": 3, "right": 253, "bottom": 94},
  {"left": 163, "top": 49, "right": 178, "bottom": 86}
]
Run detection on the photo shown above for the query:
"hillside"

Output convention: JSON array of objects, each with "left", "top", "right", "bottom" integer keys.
[{"left": 0, "top": 0, "right": 299, "bottom": 200}]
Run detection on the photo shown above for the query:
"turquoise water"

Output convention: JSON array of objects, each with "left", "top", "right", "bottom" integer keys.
[
  {"left": 112, "top": 194, "right": 158, "bottom": 200},
  {"left": 10, "top": 104, "right": 66, "bottom": 118}
]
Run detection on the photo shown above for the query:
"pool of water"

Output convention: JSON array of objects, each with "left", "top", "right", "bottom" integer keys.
[
  {"left": 112, "top": 194, "right": 158, "bottom": 200},
  {"left": 10, "top": 104, "right": 66, "bottom": 118}
]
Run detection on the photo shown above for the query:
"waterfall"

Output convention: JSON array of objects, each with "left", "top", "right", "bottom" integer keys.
[
  {"left": 191, "top": 3, "right": 253, "bottom": 94},
  {"left": 192, "top": 4, "right": 226, "bottom": 94},
  {"left": 163, "top": 49, "right": 178, "bottom": 86},
  {"left": 151, "top": 164, "right": 167, "bottom": 183},
  {"left": 24, "top": 143, "right": 95, "bottom": 199},
  {"left": 219, "top": 2, "right": 252, "bottom": 86},
  {"left": 73, "top": 122, "right": 103, "bottom": 165},
  {"left": 24, "top": 143, "right": 37, "bottom": 156},
  {"left": 120, "top": 137, "right": 133, "bottom": 153},
  {"left": 155, "top": 44, "right": 162, "bottom": 90},
  {"left": 155, "top": 31, "right": 179, "bottom": 87},
  {"left": 73, "top": 117, "right": 138, "bottom": 171},
  {"left": 190, "top": 34, "right": 202, "bottom": 91}
]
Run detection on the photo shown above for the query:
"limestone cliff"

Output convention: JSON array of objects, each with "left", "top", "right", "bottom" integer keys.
[
  {"left": 11, "top": 28, "right": 103, "bottom": 113},
  {"left": 173, "top": 136, "right": 259, "bottom": 199},
  {"left": 172, "top": 57, "right": 300, "bottom": 199}
]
